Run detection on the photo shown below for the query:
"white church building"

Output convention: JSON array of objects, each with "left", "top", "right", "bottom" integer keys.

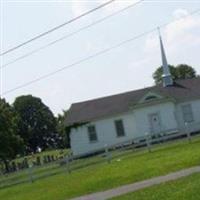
[{"left": 65, "top": 34, "right": 200, "bottom": 156}]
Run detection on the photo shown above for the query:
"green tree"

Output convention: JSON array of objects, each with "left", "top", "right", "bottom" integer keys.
[
  {"left": 175, "top": 64, "right": 197, "bottom": 79},
  {"left": 153, "top": 64, "right": 197, "bottom": 85},
  {"left": 13, "top": 95, "right": 57, "bottom": 153},
  {"left": 0, "top": 98, "right": 24, "bottom": 172},
  {"left": 56, "top": 110, "right": 70, "bottom": 148}
]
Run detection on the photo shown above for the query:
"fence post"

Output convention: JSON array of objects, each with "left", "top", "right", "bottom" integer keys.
[
  {"left": 185, "top": 122, "right": 191, "bottom": 143},
  {"left": 132, "top": 140, "right": 135, "bottom": 151},
  {"left": 105, "top": 144, "right": 111, "bottom": 163},
  {"left": 65, "top": 155, "right": 71, "bottom": 174},
  {"left": 145, "top": 132, "right": 151, "bottom": 152},
  {"left": 28, "top": 164, "right": 34, "bottom": 183}
]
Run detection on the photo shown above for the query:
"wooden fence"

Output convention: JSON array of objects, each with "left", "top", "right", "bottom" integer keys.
[{"left": 0, "top": 124, "right": 200, "bottom": 189}]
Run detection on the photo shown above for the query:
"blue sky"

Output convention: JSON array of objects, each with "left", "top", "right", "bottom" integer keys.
[{"left": 1, "top": 0, "right": 200, "bottom": 115}]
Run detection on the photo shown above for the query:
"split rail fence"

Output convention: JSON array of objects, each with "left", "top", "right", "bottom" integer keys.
[{"left": 0, "top": 124, "right": 200, "bottom": 189}]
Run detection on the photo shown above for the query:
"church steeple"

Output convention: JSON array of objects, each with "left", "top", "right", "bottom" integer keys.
[{"left": 158, "top": 28, "right": 173, "bottom": 87}]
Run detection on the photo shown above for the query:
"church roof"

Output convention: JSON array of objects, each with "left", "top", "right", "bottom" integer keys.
[{"left": 65, "top": 77, "right": 200, "bottom": 126}]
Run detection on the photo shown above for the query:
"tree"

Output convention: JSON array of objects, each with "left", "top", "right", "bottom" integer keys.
[
  {"left": 13, "top": 95, "right": 57, "bottom": 153},
  {"left": 175, "top": 64, "right": 197, "bottom": 79},
  {"left": 56, "top": 110, "right": 70, "bottom": 148},
  {"left": 153, "top": 64, "right": 197, "bottom": 85},
  {"left": 0, "top": 98, "right": 24, "bottom": 172}
]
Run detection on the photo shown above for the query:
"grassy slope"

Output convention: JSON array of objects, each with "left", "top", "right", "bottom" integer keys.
[
  {"left": 1, "top": 139, "right": 200, "bottom": 200},
  {"left": 111, "top": 172, "right": 200, "bottom": 200}
]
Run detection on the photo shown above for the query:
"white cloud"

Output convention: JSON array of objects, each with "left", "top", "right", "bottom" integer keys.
[
  {"left": 166, "top": 15, "right": 200, "bottom": 43},
  {"left": 173, "top": 8, "right": 188, "bottom": 19},
  {"left": 144, "top": 9, "right": 200, "bottom": 55}
]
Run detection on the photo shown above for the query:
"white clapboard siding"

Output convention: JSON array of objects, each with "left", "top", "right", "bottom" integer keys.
[{"left": 70, "top": 101, "right": 192, "bottom": 156}]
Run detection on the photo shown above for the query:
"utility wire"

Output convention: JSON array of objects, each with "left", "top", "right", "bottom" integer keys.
[
  {"left": 2, "top": 8, "right": 200, "bottom": 96},
  {"left": 1, "top": 0, "right": 143, "bottom": 69},
  {"left": 0, "top": 0, "right": 115, "bottom": 56}
]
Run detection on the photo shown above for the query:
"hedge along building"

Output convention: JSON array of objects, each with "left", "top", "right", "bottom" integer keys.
[{"left": 65, "top": 33, "right": 200, "bottom": 156}]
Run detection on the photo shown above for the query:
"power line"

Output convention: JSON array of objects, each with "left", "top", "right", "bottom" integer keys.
[
  {"left": 2, "top": 8, "right": 200, "bottom": 96},
  {"left": 1, "top": 0, "right": 143, "bottom": 69},
  {"left": 0, "top": 0, "right": 116, "bottom": 56}
]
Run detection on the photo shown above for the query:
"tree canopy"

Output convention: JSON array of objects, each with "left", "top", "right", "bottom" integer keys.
[
  {"left": 153, "top": 64, "right": 197, "bottom": 85},
  {"left": 13, "top": 95, "right": 57, "bottom": 153},
  {"left": 0, "top": 98, "right": 24, "bottom": 171},
  {"left": 56, "top": 110, "right": 70, "bottom": 148}
]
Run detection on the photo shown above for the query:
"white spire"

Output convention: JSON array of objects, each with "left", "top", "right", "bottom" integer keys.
[{"left": 158, "top": 28, "right": 173, "bottom": 87}]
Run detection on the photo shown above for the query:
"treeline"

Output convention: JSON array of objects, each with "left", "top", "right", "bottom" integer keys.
[{"left": 0, "top": 95, "right": 69, "bottom": 171}]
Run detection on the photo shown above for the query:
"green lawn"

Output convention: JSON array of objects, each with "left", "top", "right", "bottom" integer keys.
[
  {"left": 1, "top": 138, "right": 200, "bottom": 200},
  {"left": 111, "top": 172, "right": 200, "bottom": 200}
]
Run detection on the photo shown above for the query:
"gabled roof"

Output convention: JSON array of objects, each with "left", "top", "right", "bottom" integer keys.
[{"left": 65, "top": 77, "right": 200, "bottom": 126}]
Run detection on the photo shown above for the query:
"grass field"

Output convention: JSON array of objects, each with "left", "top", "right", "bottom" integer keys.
[
  {"left": 111, "top": 172, "right": 200, "bottom": 200},
  {"left": 1, "top": 137, "right": 200, "bottom": 200}
]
